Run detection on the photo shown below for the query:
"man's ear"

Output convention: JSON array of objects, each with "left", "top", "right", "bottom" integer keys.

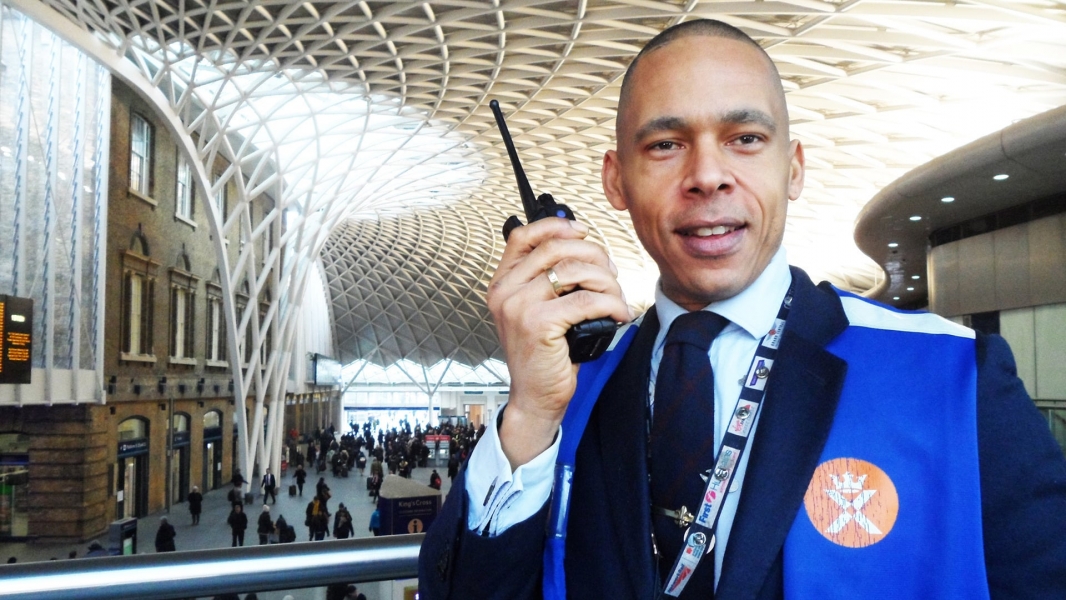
[
  {"left": 788, "top": 139, "right": 805, "bottom": 202},
  {"left": 602, "top": 149, "right": 628, "bottom": 210}
]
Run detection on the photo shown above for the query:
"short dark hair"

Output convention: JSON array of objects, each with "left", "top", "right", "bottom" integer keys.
[{"left": 617, "top": 19, "right": 785, "bottom": 136}]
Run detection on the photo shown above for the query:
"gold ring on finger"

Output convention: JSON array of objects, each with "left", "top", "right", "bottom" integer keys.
[{"left": 546, "top": 267, "right": 564, "bottom": 296}]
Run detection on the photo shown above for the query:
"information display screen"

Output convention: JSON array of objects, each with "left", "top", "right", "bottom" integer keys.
[
  {"left": 314, "top": 354, "right": 342, "bottom": 386},
  {"left": 0, "top": 295, "right": 32, "bottom": 385}
]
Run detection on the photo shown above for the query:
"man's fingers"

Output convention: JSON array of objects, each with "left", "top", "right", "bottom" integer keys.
[
  {"left": 506, "top": 216, "right": 589, "bottom": 248},
  {"left": 543, "top": 258, "right": 624, "bottom": 299},
  {"left": 499, "top": 217, "right": 590, "bottom": 266},
  {"left": 543, "top": 288, "right": 633, "bottom": 330},
  {"left": 490, "top": 218, "right": 593, "bottom": 298},
  {"left": 505, "top": 237, "right": 615, "bottom": 288}
]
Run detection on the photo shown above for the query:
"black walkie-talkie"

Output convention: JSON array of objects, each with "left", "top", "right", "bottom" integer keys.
[{"left": 489, "top": 99, "right": 619, "bottom": 363}]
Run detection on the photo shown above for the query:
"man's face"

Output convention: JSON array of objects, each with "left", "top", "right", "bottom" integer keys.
[{"left": 603, "top": 36, "right": 804, "bottom": 310}]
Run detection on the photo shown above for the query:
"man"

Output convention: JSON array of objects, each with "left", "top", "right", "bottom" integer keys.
[
  {"left": 334, "top": 503, "right": 354, "bottom": 539},
  {"left": 257, "top": 505, "right": 274, "bottom": 545},
  {"left": 231, "top": 468, "right": 247, "bottom": 488},
  {"left": 275, "top": 513, "right": 294, "bottom": 543},
  {"left": 227, "top": 503, "right": 248, "bottom": 547},
  {"left": 306, "top": 494, "right": 330, "bottom": 541},
  {"left": 261, "top": 468, "right": 277, "bottom": 504},
  {"left": 187, "top": 485, "right": 203, "bottom": 525},
  {"left": 294, "top": 464, "right": 307, "bottom": 496},
  {"left": 418, "top": 18, "right": 1066, "bottom": 600},
  {"left": 154, "top": 516, "right": 176, "bottom": 553},
  {"left": 369, "top": 506, "right": 381, "bottom": 537},
  {"left": 227, "top": 482, "right": 243, "bottom": 507},
  {"left": 84, "top": 541, "right": 108, "bottom": 558}
]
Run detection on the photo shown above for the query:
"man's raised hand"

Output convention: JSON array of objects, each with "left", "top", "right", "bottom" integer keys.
[{"left": 486, "top": 217, "right": 633, "bottom": 469}]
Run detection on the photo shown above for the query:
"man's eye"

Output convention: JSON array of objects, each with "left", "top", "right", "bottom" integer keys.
[
  {"left": 650, "top": 141, "right": 677, "bottom": 151},
  {"left": 736, "top": 134, "right": 761, "bottom": 145}
]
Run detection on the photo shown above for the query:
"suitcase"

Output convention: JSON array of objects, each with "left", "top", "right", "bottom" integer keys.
[{"left": 288, "top": 484, "right": 297, "bottom": 496}]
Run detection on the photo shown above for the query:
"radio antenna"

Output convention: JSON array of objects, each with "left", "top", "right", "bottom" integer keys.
[{"left": 489, "top": 100, "right": 539, "bottom": 218}]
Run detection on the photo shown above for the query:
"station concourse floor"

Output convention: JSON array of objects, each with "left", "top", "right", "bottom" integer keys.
[{"left": 0, "top": 464, "right": 455, "bottom": 600}]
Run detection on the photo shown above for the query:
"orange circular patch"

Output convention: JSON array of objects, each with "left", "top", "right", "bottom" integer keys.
[{"left": 803, "top": 457, "right": 898, "bottom": 548}]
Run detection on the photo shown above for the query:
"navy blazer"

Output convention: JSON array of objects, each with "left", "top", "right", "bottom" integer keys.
[{"left": 419, "top": 269, "right": 1066, "bottom": 599}]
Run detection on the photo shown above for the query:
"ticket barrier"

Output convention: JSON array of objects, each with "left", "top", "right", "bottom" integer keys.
[{"left": 108, "top": 517, "right": 138, "bottom": 555}]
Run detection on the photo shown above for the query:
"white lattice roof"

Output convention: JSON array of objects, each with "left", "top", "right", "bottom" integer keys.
[{"left": 30, "top": 0, "right": 1066, "bottom": 369}]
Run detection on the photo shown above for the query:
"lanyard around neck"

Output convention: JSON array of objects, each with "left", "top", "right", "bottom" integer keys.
[{"left": 652, "top": 284, "right": 794, "bottom": 597}]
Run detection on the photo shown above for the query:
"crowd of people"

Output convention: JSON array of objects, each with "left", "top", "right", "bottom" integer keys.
[
  {"left": 191, "top": 419, "right": 484, "bottom": 548},
  {"left": 5, "top": 417, "right": 486, "bottom": 599}
]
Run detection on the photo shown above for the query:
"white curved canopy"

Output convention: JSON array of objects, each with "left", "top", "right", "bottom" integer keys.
[{"left": 29, "top": 0, "right": 1066, "bottom": 370}]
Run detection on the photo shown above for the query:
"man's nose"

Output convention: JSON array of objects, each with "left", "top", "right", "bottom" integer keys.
[{"left": 682, "top": 141, "right": 735, "bottom": 197}]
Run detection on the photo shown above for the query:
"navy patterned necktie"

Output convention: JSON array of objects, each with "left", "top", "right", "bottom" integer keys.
[{"left": 650, "top": 310, "right": 729, "bottom": 597}]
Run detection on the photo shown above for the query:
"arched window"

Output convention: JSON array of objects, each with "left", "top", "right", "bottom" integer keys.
[
  {"left": 121, "top": 227, "right": 159, "bottom": 361},
  {"left": 205, "top": 270, "right": 228, "bottom": 366},
  {"left": 203, "top": 410, "right": 221, "bottom": 429},
  {"left": 171, "top": 412, "right": 192, "bottom": 449},
  {"left": 171, "top": 413, "right": 189, "bottom": 433},
  {"left": 176, "top": 155, "right": 194, "bottom": 221},
  {"left": 168, "top": 249, "right": 199, "bottom": 362},
  {"left": 117, "top": 417, "right": 148, "bottom": 441},
  {"left": 130, "top": 113, "right": 154, "bottom": 196}
]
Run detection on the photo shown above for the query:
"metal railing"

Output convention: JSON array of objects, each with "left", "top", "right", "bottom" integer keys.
[{"left": 0, "top": 534, "right": 423, "bottom": 600}]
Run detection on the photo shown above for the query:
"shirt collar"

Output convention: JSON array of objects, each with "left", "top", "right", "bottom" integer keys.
[{"left": 653, "top": 245, "right": 792, "bottom": 343}]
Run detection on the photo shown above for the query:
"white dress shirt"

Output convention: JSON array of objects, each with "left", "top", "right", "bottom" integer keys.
[{"left": 465, "top": 247, "right": 793, "bottom": 587}]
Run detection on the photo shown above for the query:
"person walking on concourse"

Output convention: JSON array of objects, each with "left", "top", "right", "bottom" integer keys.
[
  {"left": 228, "top": 503, "right": 248, "bottom": 547},
  {"left": 154, "top": 517, "right": 176, "bottom": 553},
  {"left": 261, "top": 468, "right": 277, "bottom": 504},
  {"left": 257, "top": 505, "right": 274, "bottom": 545},
  {"left": 187, "top": 485, "right": 203, "bottom": 525},
  {"left": 294, "top": 465, "right": 307, "bottom": 496}
]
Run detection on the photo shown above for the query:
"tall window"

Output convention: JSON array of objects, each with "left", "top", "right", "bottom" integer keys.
[
  {"left": 206, "top": 294, "right": 228, "bottom": 366},
  {"left": 173, "top": 288, "right": 190, "bottom": 357},
  {"left": 169, "top": 260, "right": 199, "bottom": 362},
  {"left": 130, "top": 114, "right": 152, "bottom": 196},
  {"left": 169, "top": 287, "right": 198, "bottom": 362},
  {"left": 122, "top": 271, "right": 155, "bottom": 358},
  {"left": 129, "top": 274, "right": 144, "bottom": 352},
  {"left": 214, "top": 177, "right": 227, "bottom": 219},
  {"left": 241, "top": 303, "right": 253, "bottom": 366},
  {"left": 176, "top": 156, "right": 193, "bottom": 220},
  {"left": 122, "top": 234, "right": 158, "bottom": 361}
]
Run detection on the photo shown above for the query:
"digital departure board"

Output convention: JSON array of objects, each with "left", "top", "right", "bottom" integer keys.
[{"left": 0, "top": 295, "right": 33, "bottom": 385}]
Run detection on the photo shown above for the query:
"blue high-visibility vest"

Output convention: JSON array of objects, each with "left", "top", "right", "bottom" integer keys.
[{"left": 542, "top": 291, "right": 989, "bottom": 599}]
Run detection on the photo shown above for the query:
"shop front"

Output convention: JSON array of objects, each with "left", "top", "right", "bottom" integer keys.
[
  {"left": 170, "top": 413, "right": 191, "bottom": 504},
  {"left": 0, "top": 433, "right": 30, "bottom": 540},
  {"left": 203, "top": 411, "right": 223, "bottom": 490},
  {"left": 116, "top": 417, "right": 150, "bottom": 519}
]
